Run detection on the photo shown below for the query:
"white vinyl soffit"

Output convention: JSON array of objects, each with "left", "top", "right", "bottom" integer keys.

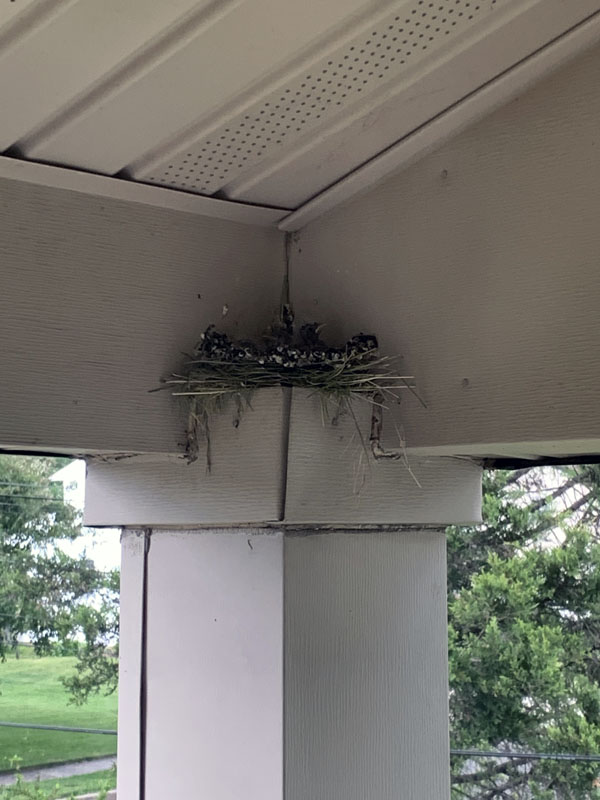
[
  {"left": 139, "top": 0, "right": 499, "bottom": 194},
  {"left": 0, "top": 0, "right": 599, "bottom": 220}
]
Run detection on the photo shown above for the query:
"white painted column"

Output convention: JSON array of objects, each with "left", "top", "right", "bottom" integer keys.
[
  {"left": 118, "top": 526, "right": 451, "bottom": 800},
  {"left": 116, "top": 532, "right": 145, "bottom": 800},
  {"left": 138, "top": 529, "right": 283, "bottom": 800}
]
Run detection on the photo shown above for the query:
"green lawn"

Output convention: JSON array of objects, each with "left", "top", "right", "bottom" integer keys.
[{"left": 0, "top": 651, "right": 117, "bottom": 772}]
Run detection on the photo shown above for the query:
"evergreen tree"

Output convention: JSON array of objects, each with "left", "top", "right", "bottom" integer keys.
[{"left": 449, "top": 467, "right": 600, "bottom": 799}]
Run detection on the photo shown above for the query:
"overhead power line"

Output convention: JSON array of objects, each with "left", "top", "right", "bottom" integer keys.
[
  {"left": 0, "top": 495, "right": 64, "bottom": 502},
  {"left": 0, "top": 730, "right": 597, "bottom": 758},
  {"left": 0, "top": 482, "right": 55, "bottom": 488},
  {"left": 0, "top": 721, "right": 116, "bottom": 736},
  {"left": 451, "top": 749, "right": 600, "bottom": 763}
]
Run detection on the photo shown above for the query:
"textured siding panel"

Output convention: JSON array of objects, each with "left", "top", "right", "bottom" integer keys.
[
  {"left": 292, "top": 42, "right": 600, "bottom": 459},
  {"left": 0, "top": 177, "right": 281, "bottom": 453},
  {"left": 84, "top": 388, "right": 288, "bottom": 526},
  {"left": 285, "top": 530, "right": 450, "bottom": 800},
  {"left": 285, "top": 389, "right": 482, "bottom": 524}
]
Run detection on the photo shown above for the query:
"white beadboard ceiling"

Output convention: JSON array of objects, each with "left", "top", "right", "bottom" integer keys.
[{"left": 1, "top": 0, "right": 600, "bottom": 217}]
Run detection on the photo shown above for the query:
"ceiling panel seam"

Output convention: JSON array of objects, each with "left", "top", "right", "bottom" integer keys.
[
  {"left": 0, "top": 0, "right": 78, "bottom": 57},
  {"left": 14, "top": 0, "right": 240, "bottom": 159}
]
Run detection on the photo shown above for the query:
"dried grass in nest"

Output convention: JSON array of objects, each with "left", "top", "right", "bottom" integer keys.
[{"left": 160, "top": 322, "right": 417, "bottom": 466}]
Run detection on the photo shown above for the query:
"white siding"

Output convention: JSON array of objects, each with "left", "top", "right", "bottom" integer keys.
[
  {"left": 292, "top": 42, "right": 600, "bottom": 459},
  {"left": 0, "top": 177, "right": 281, "bottom": 454}
]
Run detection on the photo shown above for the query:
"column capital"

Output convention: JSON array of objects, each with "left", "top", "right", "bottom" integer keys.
[{"left": 85, "top": 388, "right": 481, "bottom": 527}]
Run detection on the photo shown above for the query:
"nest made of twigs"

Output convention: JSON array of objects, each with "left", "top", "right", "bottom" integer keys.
[{"left": 161, "top": 316, "right": 416, "bottom": 465}]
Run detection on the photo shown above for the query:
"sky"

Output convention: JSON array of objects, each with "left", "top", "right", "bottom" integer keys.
[{"left": 51, "top": 460, "right": 121, "bottom": 572}]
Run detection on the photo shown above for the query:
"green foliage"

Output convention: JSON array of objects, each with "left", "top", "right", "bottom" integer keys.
[
  {"left": 0, "top": 455, "right": 84, "bottom": 658},
  {"left": 0, "top": 766, "right": 113, "bottom": 800},
  {"left": 0, "top": 773, "right": 62, "bottom": 800},
  {"left": 27, "top": 767, "right": 116, "bottom": 798},
  {"left": 0, "top": 758, "right": 114, "bottom": 799},
  {"left": 0, "top": 456, "right": 118, "bottom": 703},
  {"left": 61, "top": 572, "right": 119, "bottom": 705},
  {"left": 449, "top": 467, "right": 600, "bottom": 799}
]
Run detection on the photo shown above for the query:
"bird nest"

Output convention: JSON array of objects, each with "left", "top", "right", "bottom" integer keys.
[{"left": 160, "top": 313, "right": 416, "bottom": 466}]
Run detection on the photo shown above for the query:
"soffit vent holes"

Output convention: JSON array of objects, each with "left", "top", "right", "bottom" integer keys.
[{"left": 144, "top": 0, "right": 501, "bottom": 193}]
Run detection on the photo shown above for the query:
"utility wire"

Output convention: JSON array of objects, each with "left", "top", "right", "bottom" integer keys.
[
  {"left": 0, "top": 728, "right": 598, "bottom": 761},
  {"left": 0, "top": 721, "right": 116, "bottom": 735},
  {"left": 451, "top": 749, "right": 600, "bottom": 763},
  {"left": 0, "top": 495, "right": 65, "bottom": 502},
  {"left": 0, "top": 482, "right": 56, "bottom": 488}
]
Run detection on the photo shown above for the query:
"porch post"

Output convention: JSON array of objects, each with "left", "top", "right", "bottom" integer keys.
[
  {"left": 89, "top": 393, "right": 480, "bottom": 800},
  {"left": 117, "top": 525, "right": 450, "bottom": 800}
]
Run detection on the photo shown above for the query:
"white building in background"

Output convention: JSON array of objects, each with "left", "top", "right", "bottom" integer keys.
[{"left": 51, "top": 461, "right": 120, "bottom": 573}]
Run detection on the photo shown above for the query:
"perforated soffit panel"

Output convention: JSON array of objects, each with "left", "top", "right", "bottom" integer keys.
[
  {"left": 1, "top": 0, "right": 599, "bottom": 214},
  {"left": 140, "top": 0, "right": 497, "bottom": 195}
]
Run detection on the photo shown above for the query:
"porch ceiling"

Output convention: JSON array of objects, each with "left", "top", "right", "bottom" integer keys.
[{"left": 1, "top": 0, "right": 599, "bottom": 223}]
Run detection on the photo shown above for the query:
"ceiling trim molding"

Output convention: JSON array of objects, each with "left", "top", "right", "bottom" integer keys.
[
  {"left": 279, "top": 7, "right": 600, "bottom": 232},
  {"left": 0, "top": 156, "right": 287, "bottom": 227}
]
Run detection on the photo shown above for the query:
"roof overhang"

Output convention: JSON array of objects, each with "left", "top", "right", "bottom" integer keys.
[{"left": 1, "top": 0, "right": 599, "bottom": 229}]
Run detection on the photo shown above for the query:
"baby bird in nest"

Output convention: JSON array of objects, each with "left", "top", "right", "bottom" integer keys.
[{"left": 299, "top": 322, "right": 326, "bottom": 348}]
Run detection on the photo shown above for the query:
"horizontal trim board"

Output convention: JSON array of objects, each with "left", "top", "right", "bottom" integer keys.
[
  {"left": 114, "top": 522, "right": 449, "bottom": 533},
  {"left": 0, "top": 156, "right": 287, "bottom": 227},
  {"left": 279, "top": 5, "right": 600, "bottom": 231},
  {"left": 405, "top": 440, "right": 600, "bottom": 460}
]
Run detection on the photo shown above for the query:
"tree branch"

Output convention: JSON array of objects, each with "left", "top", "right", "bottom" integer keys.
[
  {"left": 452, "top": 759, "right": 531, "bottom": 786},
  {"left": 527, "top": 476, "right": 580, "bottom": 514}
]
